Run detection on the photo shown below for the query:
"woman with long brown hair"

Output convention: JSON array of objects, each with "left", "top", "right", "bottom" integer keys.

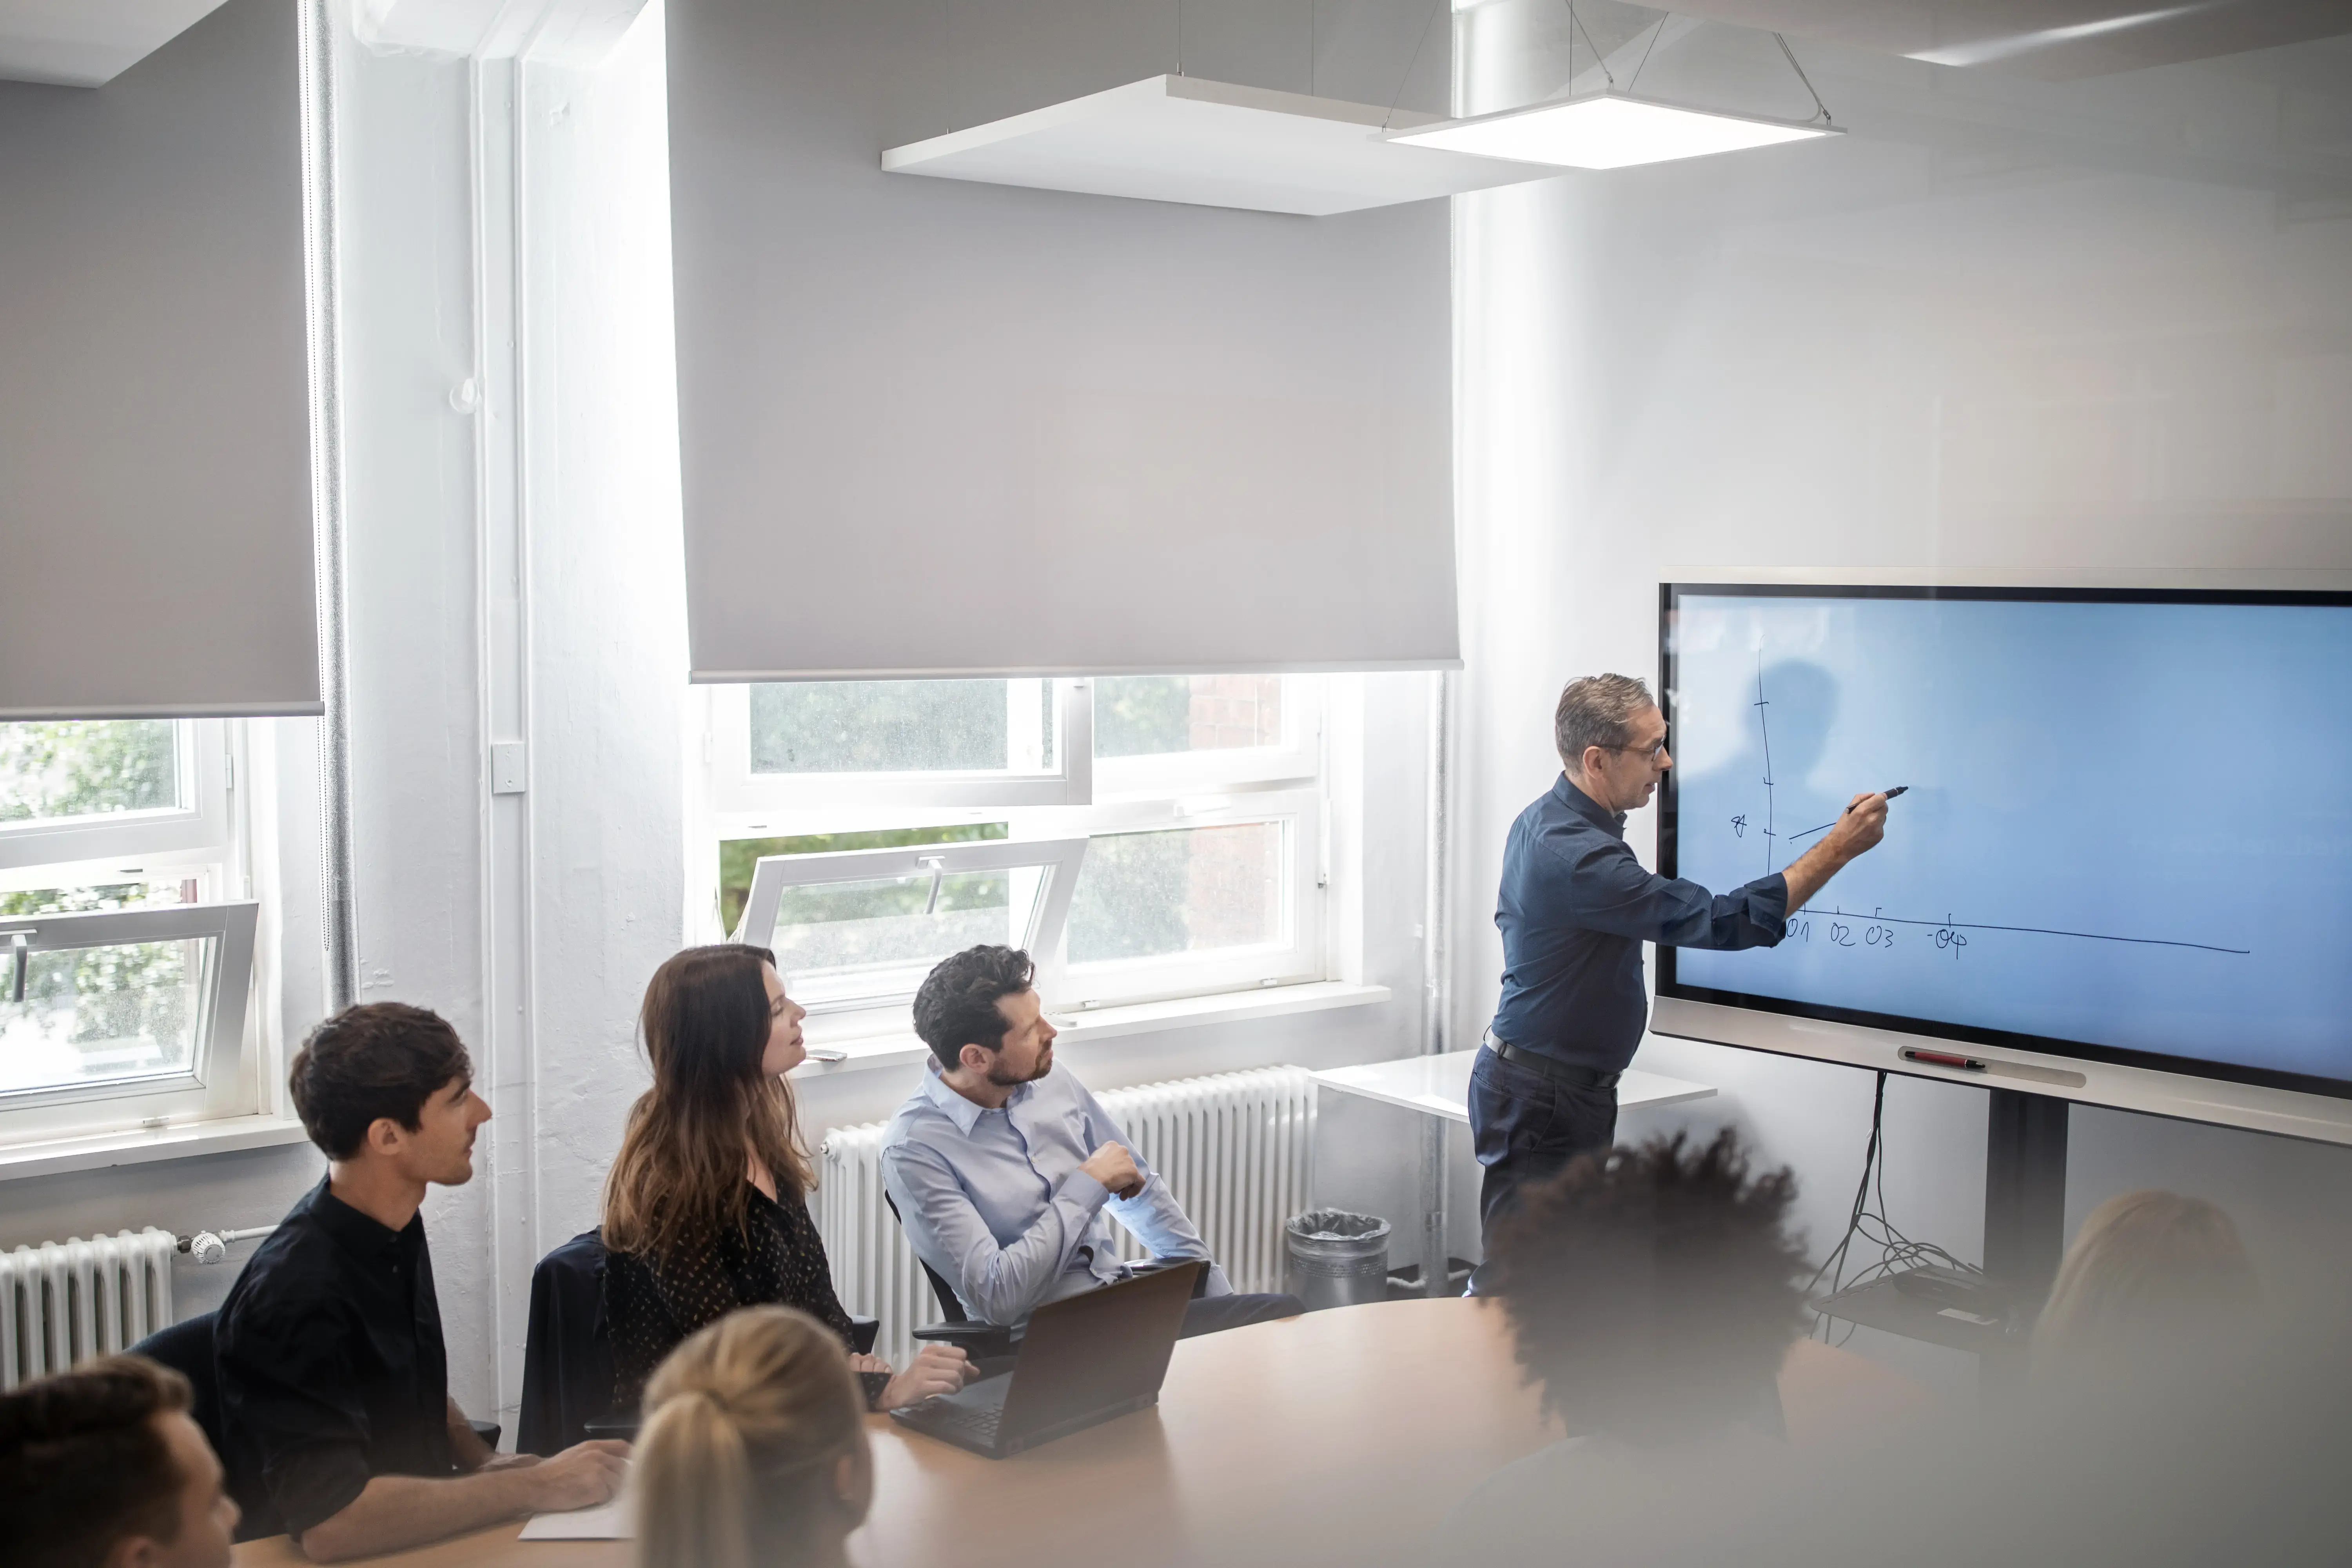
[{"left": 601, "top": 944, "right": 969, "bottom": 1413}]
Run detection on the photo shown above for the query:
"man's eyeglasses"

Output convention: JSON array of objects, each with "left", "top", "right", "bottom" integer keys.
[{"left": 1604, "top": 737, "right": 1669, "bottom": 763}]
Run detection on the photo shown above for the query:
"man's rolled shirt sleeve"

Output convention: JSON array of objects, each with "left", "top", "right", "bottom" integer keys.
[{"left": 217, "top": 1304, "right": 376, "bottom": 1537}]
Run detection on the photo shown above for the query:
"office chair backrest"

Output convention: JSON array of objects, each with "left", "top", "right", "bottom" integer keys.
[
  {"left": 129, "top": 1311, "right": 224, "bottom": 1459},
  {"left": 518, "top": 1229, "right": 617, "bottom": 1457}
]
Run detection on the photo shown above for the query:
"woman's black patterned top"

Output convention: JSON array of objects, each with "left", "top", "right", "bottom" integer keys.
[{"left": 604, "top": 1182, "right": 891, "bottom": 1412}]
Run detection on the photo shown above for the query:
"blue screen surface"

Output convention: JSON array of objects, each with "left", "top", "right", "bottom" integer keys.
[{"left": 1664, "top": 591, "right": 2352, "bottom": 1090}]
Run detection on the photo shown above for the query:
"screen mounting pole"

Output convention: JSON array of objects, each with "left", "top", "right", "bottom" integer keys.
[{"left": 1981, "top": 1086, "right": 2070, "bottom": 1390}]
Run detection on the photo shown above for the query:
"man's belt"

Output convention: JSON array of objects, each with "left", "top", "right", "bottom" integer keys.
[{"left": 1483, "top": 1031, "right": 1622, "bottom": 1091}]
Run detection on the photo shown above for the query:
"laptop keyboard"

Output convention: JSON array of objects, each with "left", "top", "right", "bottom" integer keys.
[{"left": 930, "top": 1402, "right": 1004, "bottom": 1443}]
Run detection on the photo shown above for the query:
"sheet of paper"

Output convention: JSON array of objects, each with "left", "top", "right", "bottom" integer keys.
[{"left": 519, "top": 1495, "right": 633, "bottom": 1541}]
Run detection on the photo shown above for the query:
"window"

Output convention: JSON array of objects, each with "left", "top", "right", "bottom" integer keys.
[
  {"left": 734, "top": 838, "right": 1087, "bottom": 1013},
  {"left": 701, "top": 676, "right": 1327, "bottom": 1021},
  {"left": 709, "top": 679, "right": 1091, "bottom": 810},
  {"left": 0, "top": 719, "right": 231, "bottom": 877},
  {"left": 0, "top": 720, "right": 261, "bottom": 1145}
]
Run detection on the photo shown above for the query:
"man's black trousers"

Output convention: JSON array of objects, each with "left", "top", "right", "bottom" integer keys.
[{"left": 1467, "top": 1044, "right": 1619, "bottom": 1262}]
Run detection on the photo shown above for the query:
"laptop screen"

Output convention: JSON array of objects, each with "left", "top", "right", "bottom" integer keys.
[{"left": 996, "top": 1261, "right": 1202, "bottom": 1436}]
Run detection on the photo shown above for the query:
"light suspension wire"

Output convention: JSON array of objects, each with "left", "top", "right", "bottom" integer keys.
[{"left": 1774, "top": 31, "right": 1835, "bottom": 124}]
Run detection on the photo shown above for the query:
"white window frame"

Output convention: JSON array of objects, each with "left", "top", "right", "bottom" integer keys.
[
  {"left": 0, "top": 900, "right": 261, "bottom": 1141},
  {"left": 0, "top": 719, "right": 232, "bottom": 880},
  {"left": 709, "top": 680, "right": 1093, "bottom": 821},
  {"left": 735, "top": 837, "right": 1089, "bottom": 1013},
  {"left": 1090, "top": 678, "right": 1323, "bottom": 798},
  {"left": 1049, "top": 788, "right": 1323, "bottom": 1010},
  {"left": 702, "top": 674, "right": 1334, "bottom": 1025}
]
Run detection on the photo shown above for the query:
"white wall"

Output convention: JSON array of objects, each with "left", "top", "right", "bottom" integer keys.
[
  {"left": 2, "top": 0, "right": 1439, "bottom": 1428},
  {"left": 1451, "top": 4, "right": 2352, "bottom": 1396}
]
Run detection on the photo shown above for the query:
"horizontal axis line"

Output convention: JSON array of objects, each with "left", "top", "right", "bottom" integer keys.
[{"left": 1790, "top": 908, "right": 2250, "bottom": 956}]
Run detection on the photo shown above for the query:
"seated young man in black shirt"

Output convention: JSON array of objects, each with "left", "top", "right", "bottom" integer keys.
[{"left": 215, "top": 1004, "right": 627, "bottom": 1559}]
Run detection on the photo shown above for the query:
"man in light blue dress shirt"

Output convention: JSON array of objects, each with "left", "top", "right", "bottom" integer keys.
[{"left": 880, "top": 945, "right": 1303, "bottom": 1336}]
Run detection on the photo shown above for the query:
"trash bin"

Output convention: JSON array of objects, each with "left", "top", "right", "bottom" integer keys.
[{"left": 1285, "top": 1210, "right": 1392, "bottom": 1311}]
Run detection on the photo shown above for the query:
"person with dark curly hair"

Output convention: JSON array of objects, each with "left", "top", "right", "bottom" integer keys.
[
  {"left": 880, "top": 944, "right": 1302, "bottom": 1336},
  {"left": 1439, "top": 1129, "right": 1813, "bottom": 1557}
]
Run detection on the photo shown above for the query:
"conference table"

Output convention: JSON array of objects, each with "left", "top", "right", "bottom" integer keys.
[{"left": 232, "top": 1298, "right": 1931, "bottom": 1568}]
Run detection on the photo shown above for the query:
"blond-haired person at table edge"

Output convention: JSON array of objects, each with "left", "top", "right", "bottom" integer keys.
[{"left": 633, "top": 1307, "right": 871, "bottom": 1568}]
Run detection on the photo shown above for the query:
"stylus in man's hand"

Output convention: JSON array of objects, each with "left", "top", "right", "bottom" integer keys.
[{"left": 1846, "top": 786, "right": 1907, "bottom": 814}]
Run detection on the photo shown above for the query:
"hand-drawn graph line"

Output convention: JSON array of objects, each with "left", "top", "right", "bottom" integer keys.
[
  {"left": 1744, "top": 658, "right": 2249, "bottom": 957},
  {"left": 1802, "top": 908, "right": 2251, "bottom": 958},
  {"left": 1755, "top": 649, "right": 1777, "bottom": 877}
]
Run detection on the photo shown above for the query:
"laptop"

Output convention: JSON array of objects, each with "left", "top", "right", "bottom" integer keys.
[{"left": 890, "top": 1258, "right": 1203, "bottom": 1458}]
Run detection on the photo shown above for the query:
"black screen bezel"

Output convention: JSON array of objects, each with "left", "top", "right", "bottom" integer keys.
[{"left": 1656, "top": 581, "right": 2352, "bottom": 1104}]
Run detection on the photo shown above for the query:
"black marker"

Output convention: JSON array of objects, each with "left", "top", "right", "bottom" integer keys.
[{"left": 1845, "top": 786, "right": 1908, "bottom": 815}]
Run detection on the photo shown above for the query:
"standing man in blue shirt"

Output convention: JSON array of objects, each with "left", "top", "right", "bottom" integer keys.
[{"left": 1474, "top": 674, "right": 1889, "bottom": 1261}]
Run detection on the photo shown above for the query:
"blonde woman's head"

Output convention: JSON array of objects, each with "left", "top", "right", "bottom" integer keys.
[
  {"left": 633, "top": 1306, "right": 871, "bottom": 1568},
  {"left": 2033, "top": 1190, "right": 2257, "bottom": 1381}
]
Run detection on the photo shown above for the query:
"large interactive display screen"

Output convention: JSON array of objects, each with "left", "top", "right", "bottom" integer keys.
[{"left": 1659, "top": 585, "right": 2352, "bottom": 1101}]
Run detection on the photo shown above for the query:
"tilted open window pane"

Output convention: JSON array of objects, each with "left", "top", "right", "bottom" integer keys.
[
  {"left": 1066, "top": 822, "right": 1286, "bottom": 964},
  {"left": 0, "top": 903, "right": 256, "bottom": 1116},
  {"left": 0, "top": 721, "right": 183, "bottom": 825},
  {"left": 736, "top": 840, "right": 1087, "bottom": 1012},
  {"left": 1093, "top": 676, "right": 1284, "bottom": 760},
  {"left": 0, "top": 937, "right": 213, "bottom": 1094},
  {"left": 750, "top": 680, "right": 1056, "bottom": 775}
]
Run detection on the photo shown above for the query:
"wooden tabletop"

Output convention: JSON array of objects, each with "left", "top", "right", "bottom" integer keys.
[{"left": 234, "top": 1298, "right": 1932, "bottom": 1568}]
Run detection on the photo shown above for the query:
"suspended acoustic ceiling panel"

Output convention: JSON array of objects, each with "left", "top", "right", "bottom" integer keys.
[
  {"left": 0, "top": 0, "right": 318, "bottom": 718},
  {"left": 669, "top": 0, "right": 1462, "bottom": 681},
  {"left": 882, "top": 74, "right": 1558, "bottom": 217}
]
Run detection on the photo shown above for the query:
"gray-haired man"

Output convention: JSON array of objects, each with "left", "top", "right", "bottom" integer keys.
[{"left": 1472, "top": 674, "right": 1887, "bottom": 1279}]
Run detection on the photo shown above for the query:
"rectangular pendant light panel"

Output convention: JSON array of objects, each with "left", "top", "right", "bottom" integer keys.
[
  {"left": 883, "top": 74, "right": 1557, "bottom": 217},
  {"left": 1389, "top": 92, "right": 1833, "bottom": 171}
]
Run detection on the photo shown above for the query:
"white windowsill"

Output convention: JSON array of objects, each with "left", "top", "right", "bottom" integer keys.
[
  {"left": 790, "top": 980, "right": 1394, "bottom": 1079},
  {"left": 0, "top": 1113, "right": 316, "bottom": 1183}
]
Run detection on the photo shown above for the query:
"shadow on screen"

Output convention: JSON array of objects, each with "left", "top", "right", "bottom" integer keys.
[{"left": 1681, "top": 660, "right": 1845, "bottom": 878}]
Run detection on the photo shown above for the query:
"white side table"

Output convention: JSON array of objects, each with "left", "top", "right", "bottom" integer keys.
[{"left": 1311, "top": 1046, "right": 1716, "bottom": 1292}]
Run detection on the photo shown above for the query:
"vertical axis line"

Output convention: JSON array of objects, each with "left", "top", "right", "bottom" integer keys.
[{"left": 1755, "top": 649, "right": 1777, "bottom": 877}]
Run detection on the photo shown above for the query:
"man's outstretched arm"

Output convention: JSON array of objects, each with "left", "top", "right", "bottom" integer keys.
[
  {"left": 296, "top": 1442, "right": 628, "bottom": 1562},
  {"left": 1781, "top": 791, "right": 1888, "bottom": 912}
]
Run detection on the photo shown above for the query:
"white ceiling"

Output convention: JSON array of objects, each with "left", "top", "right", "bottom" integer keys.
[
  {"left": 0, "top": 0, "right": 227, "bottom": 87},
  {"left": 1662, "top": 0, "right": 2352, "bottom": 79}
]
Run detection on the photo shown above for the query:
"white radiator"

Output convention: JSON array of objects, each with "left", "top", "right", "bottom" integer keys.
[
  {"left": 818, "top": 1064, "right": 1316, "bottom": 1370},
  {"left": 0, "top": 1229, "right": 177, "bottom": 1390}
]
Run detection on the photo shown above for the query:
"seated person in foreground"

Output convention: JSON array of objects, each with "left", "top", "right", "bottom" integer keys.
[
  {"left": 2031, "top": 1188, "right": 2258, "bottom": 1390},
  {"left": 1439, "top": 1129, "right": 1812, "bottom": 1560},
  {"left": 2, "top": 1356, "right": 238, "bottom": 1568},
  {"left": 634, "top": 1306, "right": 871, "bottom": 1568},
  {"left": 214, "top": 1004, "right": 628, "bottom": 1559},
  {"left": 601, "top": 944, "right": 970, "bottom": 1413},
  {"left": 881, "top": 944, "right": 1304, "bottom": 1335}
]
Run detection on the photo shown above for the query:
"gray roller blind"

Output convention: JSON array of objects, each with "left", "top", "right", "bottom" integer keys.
[
  {"left": 0, "top": 0, "right": 318, "bottom": 719},
  {"left": 667, "top": 0, "right": 1460, "bottom": 681}
]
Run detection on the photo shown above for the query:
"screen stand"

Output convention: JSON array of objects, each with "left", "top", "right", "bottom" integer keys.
[{"left": 1980, "top": 1087, "right": 2070, "bottom": 1391}]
